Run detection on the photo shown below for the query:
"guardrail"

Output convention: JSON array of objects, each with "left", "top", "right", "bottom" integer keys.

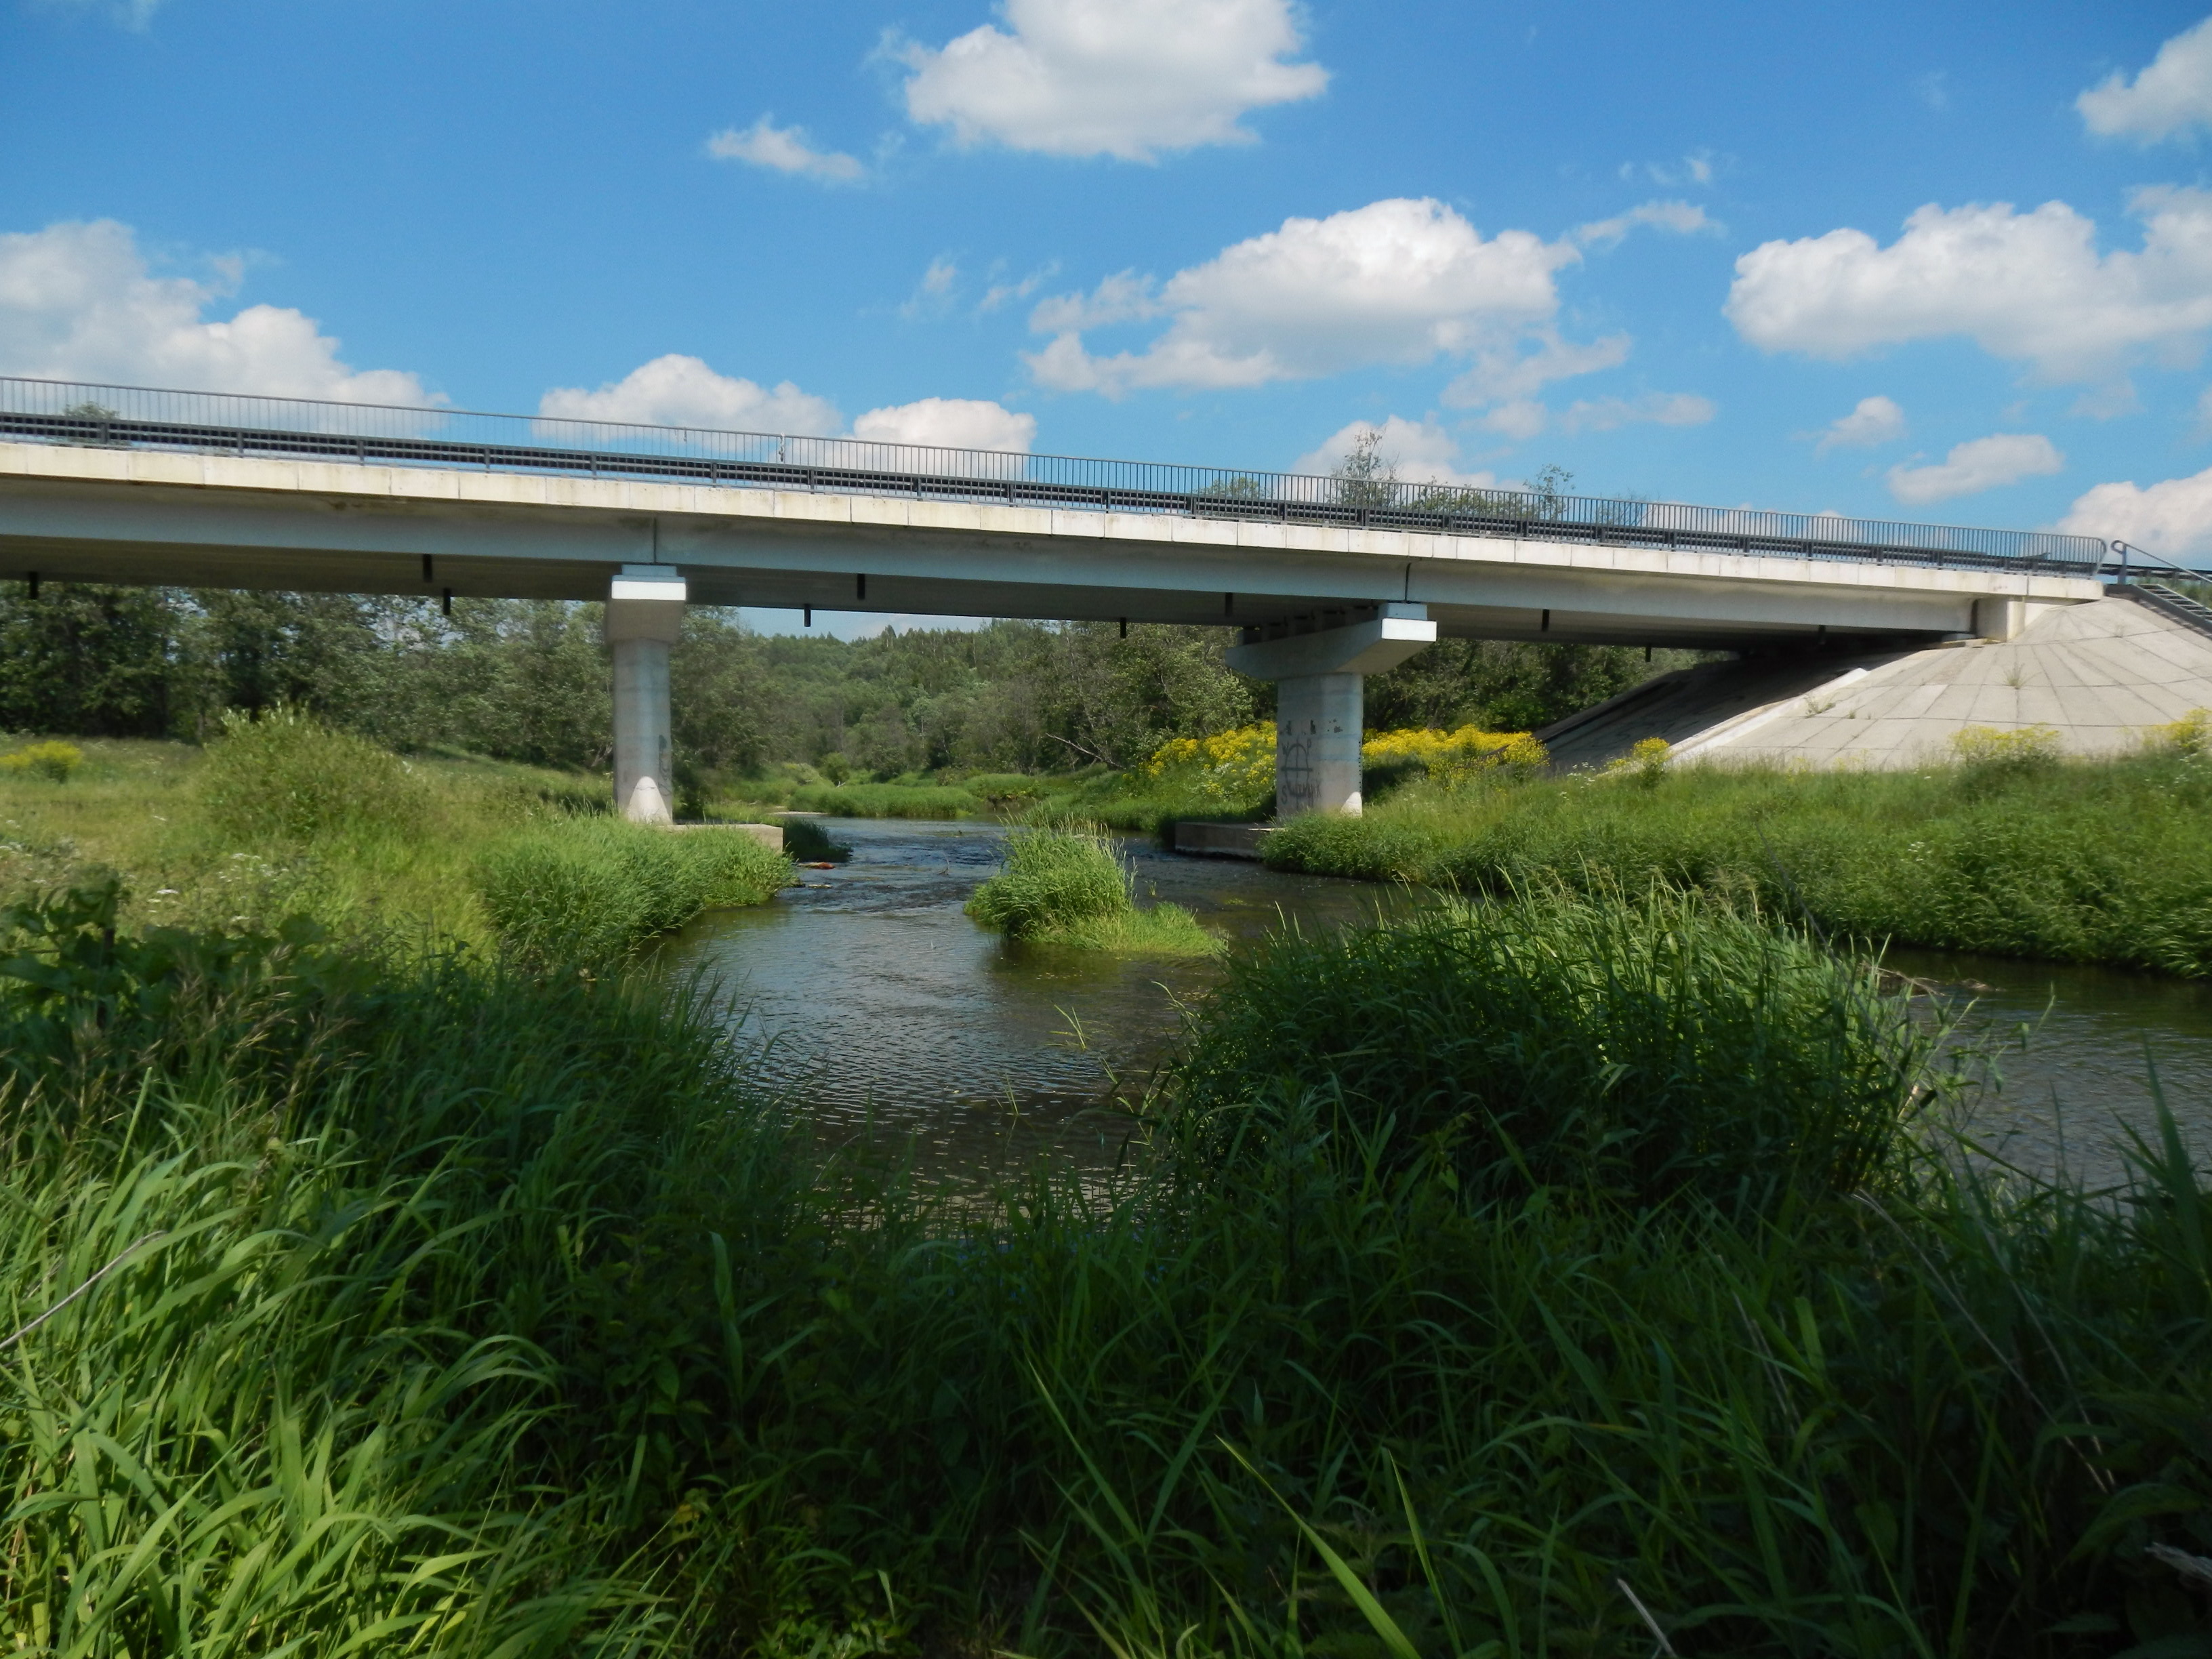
[{"left": 0, "top": 375, "right": 2111, "bottom": 574}]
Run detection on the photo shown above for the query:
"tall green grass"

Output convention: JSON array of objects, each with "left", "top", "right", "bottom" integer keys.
[
  {"left": 968, "top": 827, "right": 1218, "bottom": 955},
  {"left": 1267, "top": 749, "right": 2212, "bottom": 975},
  {"left": 474, "top": 817, "right": 791, "bottom": 966},
  {"left": 7, "top": 878, "right": 2211, "bottom": 1655},
  {"left": 1168, "top": 885, "right": 1939, "bottom": 1215},
  {"left": 787, "top": 781, "right": 985, "bottom": 817}
]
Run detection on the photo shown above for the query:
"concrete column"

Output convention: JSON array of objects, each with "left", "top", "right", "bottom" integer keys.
[
  {"left": 605, "top": 565, "right": 687, "bottom": 824},
  {"left": 1223, "top": 602, "right": 1437, "bottom": 819},
  {"left": 1973, "top": 596, "right": 2026, "bottom": 641},
  {"left": 1275, "top": 672, "right": 1364, "bottom": 816}
]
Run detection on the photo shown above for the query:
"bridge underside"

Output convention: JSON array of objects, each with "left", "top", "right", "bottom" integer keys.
[
  {"left": 0, "top": 444, "right": 2116, "bottom": 819},
  {"left": 0, "top": 531, "right": 1893, "bottom": 650},
  {"left": 0, "top": 451, "right": 2100, "bottom": 653}
]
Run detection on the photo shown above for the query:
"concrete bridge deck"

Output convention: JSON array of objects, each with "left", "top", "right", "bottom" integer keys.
[
  {"left": 0, "top": 437, "right": 2102, "bottom": 652},
  {"left": 0, "top": 375, "right": 2123, "bottom": 820}
]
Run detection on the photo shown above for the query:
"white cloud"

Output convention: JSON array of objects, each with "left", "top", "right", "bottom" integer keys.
[
  {"left": 538, "top": 354, "right": 842, "bottom": 433},
  {"left": 1885, "top": 433, "right": 2064, "bottom": 506},
  {"left": 706, "top": 116, "right": 864, "bottom": 182},
  {"left": 900, "top": 256, "right": 961, "bottom": 319},
  {"left": 2059, "top": 463, "right": 2212, "bottom": 556},
  {"left": 1026, "top": 198, "right": 1582, "bottom": 396},
  {"left": 897, "top": 0, "right": 1327, "bottom": 161},
  {"left": 977, "top": 260, "right": 1058, "bottom": 312},
  {"left": 0, "top": 220, "right": 432, "bottom": 405},
  {"left": 1477, "top": 400, "right": 1548, "bottom": 441},
  {"left": 1572, "top": 199, "right": 1718, "bottom": 249},
  {"left": 2078, "top": 17, "right": 2212, "bottom": 143},
  {"left": 1290, "top": 417, "right": 1498, "bottom": 487},
  {"left": 1725, "top": 189, "right": 2212, "bottom": 388},
  {"left": 45, "top": 0, "right": 161, "bottom": 28},
  {"left": 1814, "top": 394, "right": 1907, "bottom": 453},
  {"left": 1557, "top": 392, "right": 1715, "bottom": 433},
  {"left": 851, "top": 396, "right": 1036, "bottom": 452},
  {"left": 1442, "top": 330, "right": 1631, "bottom": 407},
  {"left": 1620, "top": 150, "right": 1715, "bottom": 188},
  {"left": 537, "top": 356, "right": 1035, "bottom": 459}
]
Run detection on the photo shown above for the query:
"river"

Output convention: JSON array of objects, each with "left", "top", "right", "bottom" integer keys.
[{"left": 664, "top": 819, "right": 2212, "bottom": 1190}]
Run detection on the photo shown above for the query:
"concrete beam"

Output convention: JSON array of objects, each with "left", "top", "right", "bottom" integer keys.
[
  {"left": 1223, "top": 602, "right": 1437, "bottom": 678},
  {"left": 0, "top": 441, "right": 2104, "bottom": 651}
]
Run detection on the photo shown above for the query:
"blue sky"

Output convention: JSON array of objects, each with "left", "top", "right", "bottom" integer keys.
[{"left": 6, "top": 0, "right": 2212, "bottom": 620}]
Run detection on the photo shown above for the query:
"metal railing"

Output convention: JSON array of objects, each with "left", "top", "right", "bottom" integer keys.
[{"left": 0, "top": 375, "right": 2111, "bottom": 574}]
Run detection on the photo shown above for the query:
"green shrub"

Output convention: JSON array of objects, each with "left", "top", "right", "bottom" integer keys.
[
  {"left": 0, "top": 739, "right": 83, "bottom": 782},
  {"left": 787, "top": 781, "right": 983, "bottom": 818},
  {"left": 5, "top": 882, "right": 2211, "bottom": 1656},
  {"left": 475, "top": 818, "right": 791, "bottom": 965},
  {"left": 197, "top": 705, "right": 429, "bottom": 844},
  {"left": 1168, "top": 886, "right": 1942, "bottom": 1214},
  {"left": 779, "top": 816, "right": 851, "bottom": 862},
  {"left": 968, "top": 827, "right": 1216, "bottom": 954},
  {"left": 1265, "top": 751, "right": 2212, "bottom": 975},
  {"left": 966, "top": 828, "right": 1129, "bottom": 939}
]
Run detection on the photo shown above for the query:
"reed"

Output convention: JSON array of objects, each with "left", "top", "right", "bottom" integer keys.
[
  {"left": 968, "top": 827, "right": 1218, "bottom": 956},
  {"left": 1265, "top": 746, "right": 2212, "bottom": 975},
  {"left": 474, "top": 816, "right": 791, "bottom": 966},
  {"left": 5, "top": 878, "right": 2207, "bottom": 1656}
]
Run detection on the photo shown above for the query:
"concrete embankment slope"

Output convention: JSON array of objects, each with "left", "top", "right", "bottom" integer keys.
[{"left": 1539, "top": 592, "right": 2212, "bottom": 771}]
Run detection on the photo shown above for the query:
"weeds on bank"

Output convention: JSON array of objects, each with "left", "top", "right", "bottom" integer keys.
[
  {"left": 1267, "top": 739, "right": 2212, "bottom": 976},
  {"left": 967, "top": 827, "right": 1218, "bottom": 956},
  {"left": 0, "top": 721, "right": 626, "bottom": 945},
  {"left": 4, "top": 877, "right": 2209, "bottom": 1655},
  {"left": 475, "top": 817, "right": 792, "bottom": 966}
]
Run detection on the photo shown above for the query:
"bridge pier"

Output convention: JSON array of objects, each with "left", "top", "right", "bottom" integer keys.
[
  {"left": 606, "top": 565, "right": 687, "bottom": 824},
  {"left": 1225, "top": 603, "right": 1437, "bottom": 817}
]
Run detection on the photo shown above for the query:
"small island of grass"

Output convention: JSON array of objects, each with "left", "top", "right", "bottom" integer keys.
[{"left": 966, "top": 826, "right": 1219, "bottom": 955}]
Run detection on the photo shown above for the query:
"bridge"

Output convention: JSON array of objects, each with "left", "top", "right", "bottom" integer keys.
[{"left": 0, "top": 377, "right": 2111, "bottom": 820}]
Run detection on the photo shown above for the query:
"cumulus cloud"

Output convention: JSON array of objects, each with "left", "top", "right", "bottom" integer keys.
[
  {"left": 851, "top": 396, "right": 1036, "bottom": 452},
  {"left": 0, "top": 219, "right": 432, "bottom": 404},
  {"left": 1814, "top": 394, "right": 1908, "bottom": 453},
  {"left": 1026, "top": 198, "right": 1583, "bottom": 396},
  {"left": 538, "top": 355, "right": 1034, "bottom": 456},
  {"left": 1572, "top": 199, "right": 1718, "bottom": 249},
  {"left": 2078, "top": 16, "right": 2212, "bottom": 143},
  {"left": 706, "top": 117, "right": 865, "bottom": 182},
  {"left": 1290, "top": 417, "right": 1498, "bottom": 487},
  {"left": 538, "top": 354, "right": 842, "bottom": 433},
  {"left": 897, "top": 0, "right": 1327, "bottom": 161},
  {"left": 2059, "top": 462, "right": 2212, "bottom": 556},
  {"left": 1725, "top": 188, "right": 2212, "bottom": 389},
  {"left": 1885, "top": 433, "right": 2064, "bottom": 506}
]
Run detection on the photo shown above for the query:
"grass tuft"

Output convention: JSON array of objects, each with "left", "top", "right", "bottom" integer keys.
[
  {"left": 475, "top": 817, "right": 791, "bottom": 965},
  {"left": 1265, "top": 747, "right": 2212, "bottom": 976},
  {"left": 968, "top": 827, "right": 1218, "bottom": 956}
]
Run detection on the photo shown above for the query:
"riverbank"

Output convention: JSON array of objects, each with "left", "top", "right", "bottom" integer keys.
[
  {"left": 0, "top": 718, "right": 788, "bottom": 958},
  {"left": 7, "top": 874, "right": 2208, "bottom": 1654},
  {"left": 1267, "top": 742, "right": 2212, "bottom": 977}
]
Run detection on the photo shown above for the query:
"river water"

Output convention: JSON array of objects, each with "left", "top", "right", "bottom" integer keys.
[{"left": 664, "top": 819, "right": 2212, "bottom": 1190}]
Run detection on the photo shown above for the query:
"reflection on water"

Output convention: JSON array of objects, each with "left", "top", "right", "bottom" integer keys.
[
  {"left": 1893, "top": 947, "right": 2212, "bottom": 1189},
  {"left": 661, "top": 819, "right": 1405, "bottom": 1179},
  {"left": 665, "top": 819, "right": 2212, "bottom": 1189}
]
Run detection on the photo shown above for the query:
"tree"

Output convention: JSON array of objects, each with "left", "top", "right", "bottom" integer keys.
[{"left": 0, "top": 581, "right": 180, "bottom": 737}]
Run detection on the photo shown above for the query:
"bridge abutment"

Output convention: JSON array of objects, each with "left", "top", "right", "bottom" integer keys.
[
  {"left": 1225, "top": 603, "right": 1437, "bottom": 817},
  {"left": 607, "top": 566, "right": 686, "bottom": 825}
]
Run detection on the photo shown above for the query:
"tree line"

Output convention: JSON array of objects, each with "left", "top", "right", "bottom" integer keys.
[{"left": 0, "top": 581, "right": 1689, "bottom": 778}]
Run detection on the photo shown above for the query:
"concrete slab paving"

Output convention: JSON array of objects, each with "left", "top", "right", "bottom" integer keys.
[{"left": 1534, "top": 592, "right": 2212, "bottom": 770}]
